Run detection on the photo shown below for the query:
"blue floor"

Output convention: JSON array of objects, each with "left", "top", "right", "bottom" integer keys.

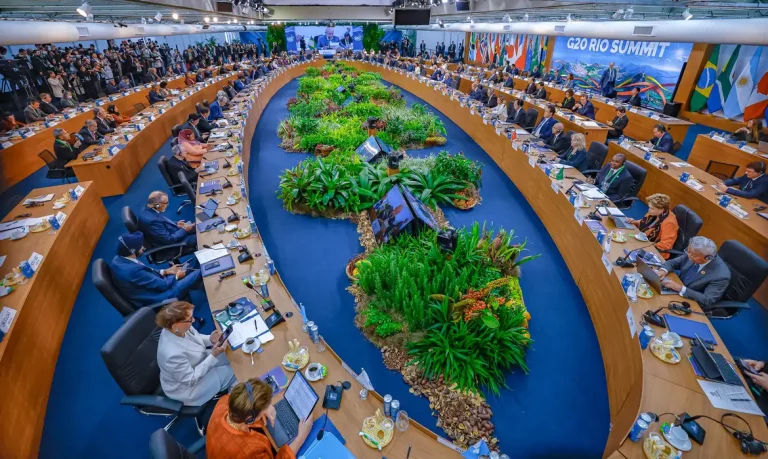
[{"left": 0, "top": 79, "right": 754, "bottom": 458}]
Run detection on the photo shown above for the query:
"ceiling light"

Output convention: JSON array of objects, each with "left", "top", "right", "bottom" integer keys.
[
  {"left": 523, "top": 13, "right": 529, "bottom": 21},
  {"left": 233, "top": 19, "right": 238, "bottom": 23},
  {"left": 213, "top": 17, "right": 218, "bottom": 22},
  {"left": 566, "top": 14, "right": 572, "bottom": 22},
  {"left": 141, "top": 17, "right": 147, "bottom": 24},
  {"left": 154, "top": 11, "right": 162, "bottom": 21},
  {"left": 76, "top": 1, "right": 91, "bottom": 17},
  {"left": 682, "top": 8, "right": 693, "bottom": 20},
  {"left": 612, "top": 9, "right": 624, "bottom": 20},
  {"left": 442, "top": 0, "right": 448, "bottom": 3},
  {"left": 624, "top": 7, "right": 633, "bottom": 20},
  {"left": 172, "top": 12, "right": 179, "bottom": 20},
  {"left": 204, "top": 16, "right": 210, "bottom": 23}
]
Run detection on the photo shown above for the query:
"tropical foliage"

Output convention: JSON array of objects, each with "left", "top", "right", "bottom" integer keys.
[{"left": 355, "top": 223, "right": 538, "bottom": 394}]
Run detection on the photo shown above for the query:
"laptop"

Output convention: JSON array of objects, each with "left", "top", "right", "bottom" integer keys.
[
  {"left": 636, "top": 258, "right": 678, "bottom": 295},
  {"left": 611, "top": 216, "right": 635, "bottom": 230},
  {"left": 267, "top": 371, "right": 319, "bottom": 448},
  {"left": 195, "top": 198, "right": 218, "bottom": 222},
  {"left": 759, "top": 141, "right": 768, "bottom": 153},
  {"left": 691, "top": 334, "right": 743, "bottom": 386}
]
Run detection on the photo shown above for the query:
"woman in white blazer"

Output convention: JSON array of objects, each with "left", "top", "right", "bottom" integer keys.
[{"left": 156, "top": 302, "right": 237, "bottom": 406}]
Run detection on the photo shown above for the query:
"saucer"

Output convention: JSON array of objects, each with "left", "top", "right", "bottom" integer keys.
[
  {"left": 663, "top": 426, "right": 692, "bottom": 451},
  {"left": 661, "top": 332, "right": 684, "bottom": 349},
  {"left": 242, "top": 337, "right": 261, "bottom": 354},
  {"left": 634, "top": 232, "right": 649, "bottom": 242}
]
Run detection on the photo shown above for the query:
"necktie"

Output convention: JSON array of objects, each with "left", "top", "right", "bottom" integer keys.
[{"left": 681, "top": 263, "right": 699, "bottom": 285}]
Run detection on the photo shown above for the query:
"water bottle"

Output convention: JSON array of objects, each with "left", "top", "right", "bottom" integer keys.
[
  {"left": 643, "top": 150, "right": 652, "bottom": 161},
  {"left": 639, "top": 325, "right": 655, "bottom": 350},
  {"left": 48, "top": 215, "right": 61, "bottom": 231},
  {"left": 266, "top": 257, "right": 275, "bottom": 275},
  {"left": 679, "top": 172, "right": 690, "bottom": 183},
  {"left": 19, "top": 261, "right": 35, "bottom": 279},
  {"left": 259, "top": 280, "right": 269, "bottom": 298}
]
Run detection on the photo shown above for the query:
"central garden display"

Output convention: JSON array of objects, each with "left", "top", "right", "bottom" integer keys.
[{"left": 274, "top": 62, "right": 539, "bottom": 450}]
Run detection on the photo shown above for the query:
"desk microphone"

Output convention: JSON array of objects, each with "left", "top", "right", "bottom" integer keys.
[
  {"left": 223, "top": 176, "right": 234, "bottom": 189},
  {"left": 614, "top": 242, "right": 658, "bottom": 268},
  {"left": 316, "top": 408, "right": 330, "bottom": 441},
  {"left": 223, "top": 157, "right": 232, "bottom": 169},
  {"left": 243, "top": 281, "right": 276, "bottom": 311},
  {"left": 221, "top": 207, "right": 239, "bottom": 222}
]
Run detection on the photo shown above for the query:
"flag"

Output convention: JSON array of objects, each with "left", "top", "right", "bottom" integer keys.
[
  {"left": 707, "top": 45, "right": 740, "bottom": 113},
  {"left": 690, "top": 44, "right": 719, "bottom": 112},
  {"left": 724, "top": 47, "right": 762, "bottom": 118},
  {"left": 529, "top": 35, "right": 540, "bottom": 72},
  {"left": 513, "top": 35, "right": 527, "bottom": 69},
  {"left": 744, "top": 50, "right": 768, "bottom": 121}
]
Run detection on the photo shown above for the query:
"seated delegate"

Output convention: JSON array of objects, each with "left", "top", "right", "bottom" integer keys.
[
  {"left": 559, "top": 89, "right": 576, "bottom": 111},
  {"left": 737, "top": 360, "right": 768, "bottom": 416},
  {"left": 607, "top": 106, "right": 629, "bottom": 139},
  {"left": 138, "top": 191, "right": 197, "bottom": 250},
  {"left": 593, "top": 153, "right": 634, "bottom": 202},
  {"left": 627, "top": 87, "right": 642, "bottom": 107},
  {"left": 177, "top": 129, "right": 208, "bottom": 167},
  {"left": 78, "top": 119, "right": 104, "bottom": 146},
  {"left": 656, "top": 236, "right": 731, "bottom": 306},
  {"left": 0, "top": 113, "right": 25, "bottom": 133},
  {"left": 39, "top": 93, "right": 59, "bottom": 114},
  {"left": 486, "top": 91, "right": 498, "bottom": 109},
  {"left": 733, "top": 119, "right": 765, "bottom": 143},
  {"left": 534, "top": 82, "right": 547, "bottom": 100},
  {"left": 543, "top": 122, "right": 570, "bottom": 154},
  {"left": 206, "top": 378, "right": 312, "bottom": 459},
  {"left": 558, "top": 132, "right": 588, "bottom": 171},
  {"left": 531, "top": 104, "right": 557, "bottom": 140},
  {"left": 208, "top": 96, "right": 227, "bottom": 121},
  {"left": 716, "top": 160, "right": 768, "bottom": 204},
  {"left": 24, "top": 99, "right": 52, "bottom": 123},
  {"left": 168, "top": 148, "right": 201, "bottom": 185},
  {"left": 93, "top": 107, "right": 116, "bottom": 135},
  {"left": 524, "top": 78, "right": 537, "bottom": 95},
  {"left": 156, "top": 301, "right": 237, "bottom": 407},
  {"left": 148, "top": 84, "right": 165, "bottom": 105},
  {"left": 109, "top": 231, "right": 203, "bottom": 307},
  {"left": 626, "top": 193, "right": 679, "bottom": 259},
  {"left": 510, "top": 99, "right": 527, "bottom": 125},
  {"left": 107, "top": 105, "right": 131, "bottom": 125},
  {"left": 51, "top": 128, "right": 82, "bottom": 177},
  {"left": 646, "top": 124, "right": 674, "bottom": 153},
  {"left": 573, "top": 94, "right": 595, "bottom": 119},
  {"left": 183, "top": 113, "right": 208, "bottom": 142}
]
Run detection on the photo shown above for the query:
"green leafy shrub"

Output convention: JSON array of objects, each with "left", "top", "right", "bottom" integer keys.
[
  {"left": 433, "top": 151, "right": 484, "bottom": 188},
  {"left": 363, "top": 304, "right": 404, "bottom": 337}
]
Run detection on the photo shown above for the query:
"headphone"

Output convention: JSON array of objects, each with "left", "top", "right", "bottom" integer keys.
[
  {"left": 722, "top": 413, "right": 768, "bottom": 455},
  {"left": 243, "top": 381, "right": 257, "bottom": 424},
  {"left": 705, "top": 254, "right": 715, "bottom": 261},
  {"left": 118, "top": 236, "right": 135, "bottom": 255}
]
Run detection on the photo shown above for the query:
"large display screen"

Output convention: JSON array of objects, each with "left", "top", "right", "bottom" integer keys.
[
  {"left": 369, "top": 186, "right": 414, "bottom": 245},
  {"left": 285, "top": 26, "right": 363, "bottom": 52}
]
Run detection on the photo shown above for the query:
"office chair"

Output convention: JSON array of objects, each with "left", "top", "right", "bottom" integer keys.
[
  {"left": 92, "top": 259, "right": 178, "bottom": 318},
  {"left": 657, "top": 205, "right": 703, "bottom": 259},
  {"left": 170, "top": 124, "right": 183, "bottom": 148},
  {"left": 101, "top": 307, "right": 210, "bottom": 436},
  {"left": 157, "top": 156, "right": 194, "bottom": 208},
  {"left": 134, "top": 102, "right": 147, "bottom": 114},
  {"left": 700, "top": 240, "right": 768, "bottom": 319},
  {"left": 149, "top": 429, "right": 205, "bottom": 459},
  {"left": 195, "top": 103, "right": 203, "bottom": 115},
  {"left": 121, "top": 206, "right": 189, "bottom": 265},
  {"left": 178, "top": 172, "right": 197, "bottom": 211},
  {"left": 582, "top": 142, "right": 609, "bottom": 175},
  {"left": 671, "top": 141, "right": 683, "bottom": 156},
  {"left": 525, "top": 108, "right": 538, "bottom": 131},
  {"left": 612, "top": 160, "right": 647, "bottom": 210},
  {"left": 38, "top": 149, "right": 74, "bottom": 183},
  {"left": 593, "top": 107, "right": 600, "bottom": 118}
]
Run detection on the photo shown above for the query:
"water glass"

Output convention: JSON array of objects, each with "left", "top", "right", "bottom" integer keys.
[{"left": 395, "top": 410, "right": 409, "bottom": 432}]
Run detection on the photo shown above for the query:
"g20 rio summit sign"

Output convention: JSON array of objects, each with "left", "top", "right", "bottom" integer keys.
[{"left": 564, "top": 37, "right": 674, "bottom": 59}]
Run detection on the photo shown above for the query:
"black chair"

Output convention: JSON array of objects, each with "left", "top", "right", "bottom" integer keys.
[
  {"left": 121, "top": 207, "right": 188, "bottom": 265},
  {"left": 658, "top": 205, "right": 703, "bottom": 259},
  {"left": 101, "top": 307, "right": 209, "bottom": 435},
  {"left": 671, "top": 141, "right": 683, "bottom": 156},
  {"left": 705, "top": 240, "right": 768, "bottom": 318},
  {"left": 170, "top": 124, "right": 183, "bottom": 148},
  {"left": 157, "top": 157, "right": 193, "bottom": 213},
  {"left": 134, "top": 102, "right": 147, "bottom": 114},
  {"left": 583, "top": 142, "right": 609, "bottom": 175},
  {"left": 150, "top": 429, "right": 205, "bottom": 459},
  {"left": 612, "top": 160, "right": 647, "bottom": 210},
  {"left": 178, "top": 172, "right": 197, "bottom": 207},
  {"left": 38, "top": 149, "right": 74, "bottom": 182},
  {"left": 91, "top": 259, "right": 177, "bottom": 318},
  {"left": 195, "top": 103, "right": 203, "bottom": 115},
  {"left": 525, "top": 108, "right": 538, "bottom": 131}
]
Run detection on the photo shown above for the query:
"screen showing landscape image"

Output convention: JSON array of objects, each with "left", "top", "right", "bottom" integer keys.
[
  {"left": 551, "top": 37, "right": 693, "bottom": 110},
  {"left": 369, "top": 186, "right": 414, "bottom": 245},
  {"left": 285, "top": 26, "right": 363, "bottom": 52}
]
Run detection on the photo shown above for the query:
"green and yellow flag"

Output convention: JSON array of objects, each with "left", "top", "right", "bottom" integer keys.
[{"left": 690, "top": 45, "right": 720, "bottom": 112}]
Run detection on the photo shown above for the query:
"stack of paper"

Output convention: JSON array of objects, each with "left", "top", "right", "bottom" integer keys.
[
  {"left": 194, "top": 244, "right": 228, "bottom": 264},
  {"left": 582, "top": 189, "right": 608, "bottom": 200},
  {"left": 228, "top": 314, "right": 274, "bottom": 350}
]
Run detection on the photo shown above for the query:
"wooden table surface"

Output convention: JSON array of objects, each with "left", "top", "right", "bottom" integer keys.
[
  {"left": 0, "top": 182, "right": 107, "bottom": 459},
  {"left": 687, "top": 134, "right": 765, "bottom": 178},
  {"left": 346, "top": 60, "right": 768, "bottom": 459},
  {"left": 194, "top": 61, "right": 464, "bottom": 458},
  {"left": 607, "top": 141, "right": 768, "bottom": 305},
  {"left": 66, "top": 73, "right": 239, "bottom": 197}
]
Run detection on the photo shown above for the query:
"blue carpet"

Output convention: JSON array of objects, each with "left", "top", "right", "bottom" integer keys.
[
  {"left": 0, "top": 81, "right": 752, "bottom": 458},
  {"left": 247, "top": 78, "right": 609, "bottom": 456}
]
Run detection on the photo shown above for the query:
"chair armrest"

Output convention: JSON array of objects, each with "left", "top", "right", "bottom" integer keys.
[
  {"left": 614, "top": 196, "right": 641, "bottom": 208},
  {"left": 581, "top": 169, "right": 600, "bottom": 176},
  {"left": 658, "top": 249, "right": 685, "bottom": 257},
  {"left": 187, "top": 437, "right": 206, "bottom": 453},
  {"left": 711, "top": 301, "right": 751, "bottom": 310},
  {"left": 120, "top": 395, "right": 182, "bottom": 413},
  {"left": 147, "top": 298, "right": 179, "bottom": 310},
  {"left": 143, "top": 242, "right": 187, "bottom": 257}
]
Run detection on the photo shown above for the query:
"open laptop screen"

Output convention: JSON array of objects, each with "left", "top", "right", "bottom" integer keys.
[{"left": 285, "top": 371, "right": 318, "bottom": 422}]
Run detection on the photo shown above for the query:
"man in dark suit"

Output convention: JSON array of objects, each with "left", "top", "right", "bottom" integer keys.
[
  {"left": 182, "top": 113, "right": 208, "bottom": 141},
  {"left": 419, "top": 40, "right": 427, "bottom": 57},
  {"left": 531, "top": 104, "right": 557, "bottom": 140},
  {"left": 657, "top": 236, "right": 731, "bottom": 307},
  {"left": 93, "top": 107, "right": 116, "bottom": 135},
  {"left": 593, "top": 153, "right": 634, "bottom": 202},
  {"left": 510, "top": 99, "right": 527, "bottom": 125},
  {"left": 607, "top": 106, "right": 629, "bottom": 139},
  {"left": 525, "top": 78, "right": 537, "bottom": 95},
  {"left": 110, "top": 231, "right": 202, "bottom": 307},
  {"left": 457, "top": 42, "right": 464, "bottom": 62},
  {"left": 543, "top": 123, "right": 570, "bottom": 154},
  {"left": 430, "top": 68, "right": 444, "bottom": 81},
  {"left": 531, "top": 65, "right": 542, "bottom": 79},
  {"left": 716, "top": 161, "right": 768, "bottom": 204},
  {"left": 39, "top": 93, "right": 59, "bottom": 114},
  {"left": 600, "top": 62, "right": 618, "bottom": 97},
  {"left": 448, "top": 41, "right": 456, "bottom": 60},
  {"left": 137, "top": 191, "right": 197, "bottom": 250},
  {"left": 489, "top": 70, "right": 503, "bottom": 85},
  {"left": 503, "top": 73, "right": 515, "bottom": 88},
  {"left": 106, "top": 79, "right": 119, "bottom": 95},
  {"left": 534, "top": 82, "right": 547, "bottom": 100},
  {"left": 573, "top": 94, "right": 595, "bottom": 119},
  {"left": 51, "top": 128, "right": 82, "bottom": 176},
  {"left": 647, "top": 124, "right": 674, "bottom": 153},
  {"left": 79, "top": 119, "right": 104, "bottom": 146},
  {"left": 627, "top": 87, "right": 642, "bottom": 107},
  {"left": 196, "top": 108, "right": 215, "bottom": 134}
]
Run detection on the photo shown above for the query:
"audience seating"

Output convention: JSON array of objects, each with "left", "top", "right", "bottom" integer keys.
[
  {"left": 149, "top": 429, "right": 205, "bottom": 459},
  {"left": 121, "top": 206, "right": 188, "bottom": 265}
]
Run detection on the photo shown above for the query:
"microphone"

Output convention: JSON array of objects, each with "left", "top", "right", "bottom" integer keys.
[
  {"left": 221, "top": 206, "right": 239, "bottom": 222},
  {"left": 223, "top": 176, "right": 233, "bottom": 189},
  {"left": 244, "top": 281, "right": 276, "bottom": 311},
  {"left": 614, "top": 242, "right": 657, "bottom": 268},
  {"left": 316, "top": 408, "right": 330, "bottom": 441},
  {"left": 223, "top": 157, "right": 231, "bottom": 169}
]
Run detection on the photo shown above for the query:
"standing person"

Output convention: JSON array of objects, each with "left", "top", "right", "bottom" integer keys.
[
  {"left": 600, "top": 62, "right": 618, "bottom": 98},
  {"left": 47, "top": 71, "right": 65, "bottom": 103},
  {"left": 448, "top": 41, "right": 456, "bottom": 61}
]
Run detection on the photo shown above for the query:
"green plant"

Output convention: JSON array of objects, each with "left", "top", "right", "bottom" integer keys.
[
  {"left": 267, "top": 24, "right": 286, "bottom": 53},
  {"left": 433, "top": 151, "right": 484, "bottom": 188},
  {"left": 401, "top": 170, "right": 467, "bottom": 209},
  {"left": 363, "top": 304, "right": 404, "bottom": 337},
  {"left": 362, "top": 23, "right": 385, "bottom": 51},
  {"left": 206, "top": 37, "right": 217, "bottom": 47}
]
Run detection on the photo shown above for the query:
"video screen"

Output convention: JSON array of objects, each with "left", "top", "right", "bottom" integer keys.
[
  {"left": 285, "top": 26, "right": 363, "bottom": 52},
  {"left": 355, "top": 135, "right": 383, "bottom": 163},
  {"left": 401, "top": 185, "right": 438, "bottom": 231},
  {"left": 369, "top": 185, "right": 414, "bottom": 245}
]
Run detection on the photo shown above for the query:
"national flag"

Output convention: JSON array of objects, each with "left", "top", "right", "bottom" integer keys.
[
  {"left": 529, "top": 35, "right": 539, "bottom": 72},
  {"left": 724, "top": 47, "right": 762, "bottom": 118},
  {"left": 513, "top": 35, "right": 527, "bottom": 69},
  {"left": 707, "top": 45, "right": 740, "bottom": 113},
  {"left": 744, "top": 50, "right": 768, "bottom": 121},
  {"left": 689, "top": 44, "right": 719, "bottom": 112}
]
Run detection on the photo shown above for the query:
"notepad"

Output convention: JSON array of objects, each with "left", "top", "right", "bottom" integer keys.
[
  {"left": 582, "top": 188, "right": 608, "bottom": 200},
  {"left": 228, "top": 314, "right": 273, "bottom": 350},
  {"left": 194, "top": 244, "right": 228, "bottom": 264}
]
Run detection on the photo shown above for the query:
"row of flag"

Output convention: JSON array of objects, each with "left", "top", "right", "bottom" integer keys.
[
  {"left": 468, "top": 32, "right": 548, "bottom": 73},
  {"left": 690, "top": 44, "right": 768, "bottom": 121}
]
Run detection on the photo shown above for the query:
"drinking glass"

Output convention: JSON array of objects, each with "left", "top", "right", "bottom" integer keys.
[{"left": 395, "top": 410, "right": 409, "bottom": 432}]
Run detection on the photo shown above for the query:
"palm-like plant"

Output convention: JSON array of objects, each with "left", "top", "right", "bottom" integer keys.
[{"left": 401, "top": 171, "right": 467, "bottom": 209}]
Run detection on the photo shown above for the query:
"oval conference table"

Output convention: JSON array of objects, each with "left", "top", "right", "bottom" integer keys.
[{"left": 191, "top": 58, "right": 767, "bottom": 459}]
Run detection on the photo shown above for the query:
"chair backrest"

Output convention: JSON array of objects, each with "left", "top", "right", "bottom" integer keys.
[
  {"left": 171, "top": 124, "right": 183, "bottom": 139},
  {"left": 38, "top": 149, "right": 57, "bottom": 167},
  {"left": 157, "top": 156, "right": 177, "bottom": 188},
  {"left": 623, "top": 160, "right": 647, "bottom": 199},
  {"left": 195, "top": 103, "right": 203, "bottom": 115},
  {"left": 178, "top": 171, "right": 196, "bottom": 202},
  {"left": 718, "top": 240, "right": 768, "bottom": 303},
  {"left": 100, "top": 307, "right": 162, "bottom": 396},
  {"left": 586, "top": 142, "right": 609, "bottom": 171},
  {"left": 122, "top": 206, "right": 139, "bottom": 233},
  {"left": 671, "top": 141, "right": 683, "bottom": 156},
  {"left": 526, "top": 108, "right": 538, "bottom": 130},
  {"left": 134, "top": 102, "right": 146, "bottom": 113},
  {"left": 670, "top": 204, "right": 702, "bottom": 252},
  {"left": 149, "top": 429, "right": 197, "bottom": 459},
  {"left": 92, "top": 258, "right": 139, "bottom": 318}
]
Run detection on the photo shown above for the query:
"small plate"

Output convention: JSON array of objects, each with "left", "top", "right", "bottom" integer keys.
[
  {"left": 650, "top": 341, "right": 681, "bottom": 364},
  {"left": 10, "top": 227, "right": 29, "bottom": 240},
  {"left": 242, "top": 337, "right": 261, "bottom": 354},
  {"left": 663, "top": 426, "right": 692, "bottom": 452},
  {"left": 612, "top": 233, "right": 627, "bottom": 243},
  {"left": 661, "top": 332, "right": 684, "bottom": 349},
  {"left": 637, "top": 283, "right": 654, "bottom": 299},
  {"left": 634, "top": 232, "right": 649, "bottom": 242}
]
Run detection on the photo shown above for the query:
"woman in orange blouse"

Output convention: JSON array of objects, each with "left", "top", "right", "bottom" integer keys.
[
  {"left": 184, "top": 72, "right": 196, "bottom": 86},
  {"left": 106, "top": 105, "right": 131, "bottom": 125},
  {"left": 206, "top": 378, "right": 312, "bottom": 459},
  {"left": 627, "top": 193, "right": 679, "bottom": 259},
  {"left": 177, "top": 128, "right": 207, "bottom": 167}
]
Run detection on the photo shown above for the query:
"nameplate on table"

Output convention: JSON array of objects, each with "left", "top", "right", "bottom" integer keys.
[
  {"left": 55, "top": 211, "right": 67, "bottom": 226},
  {"left": 0, "top": 141, "right": 12, "bottom": 149},
  {"left": 436, "top": 436, "right": 464, "bottom": 454},
  {"left": 711, "top": 135, "right": 726, "bottom": 143},
  {"left": 551, "top": 181, "right": 561, "bottom": 194},
  {"left": 528, "top": 155, "right": 536, "bottom": 168},
  {"left": 574, "top": 208, "right": 584, "bottom": 226},
  {"left": 726, "top": 203, "right": 749, "bottom": 219},
  {"left": 124, "top": 133, "right": 134, "bottom": 142},
  {"left": 626, "top": 306, "right": 637, "bottom": 338},
  {"left": 133, "top": 87, "right": 142, "bottom": 93},
  {"left": 741, "top": 145, "right": 758, "bottom": 154},
  {"left": 650, "top": 114, "right": 661, "bottom": 120},
  {"left": 74, "top": 185, "right": 85, "bottom": 197},
  {"left": 601, "top": 252, "right": 613, "bottom": 274},
  {"left": 648, "top": 157, "right": 664, "bottom": 169},
  {"left": 685, "top": 179, "right": 704, "bottom": 192},
  {"left": 122, "top": 92, "right": 130, "bottom": 97},
  {"left": 29, "top": 252, "right": 44, "bottom": 272},
  {"left": 482, "top": 118, "right": 488, "bottom": 125}
]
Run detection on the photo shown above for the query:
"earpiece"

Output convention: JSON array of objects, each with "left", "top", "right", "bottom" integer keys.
[
  {"left": 153, "top": 203, "right": 161, "bottom": 209},
  {"left": 243, "top": 381, "right": 257, "bottom": 424},
  {"left": 118, "top": 236, "right": 135, "bottom": 255},
  {"left": 705, "top": 254, "right": 714, "bottom": 261}
]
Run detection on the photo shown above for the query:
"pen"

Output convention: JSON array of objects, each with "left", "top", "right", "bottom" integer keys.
[
  {"left": 730, "top": 398, "right": 751, "bottom": 402},
  {"left": 406, "top": 445, "right": 412, "bottom": 458}
]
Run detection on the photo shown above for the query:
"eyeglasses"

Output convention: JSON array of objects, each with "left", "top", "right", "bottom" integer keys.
[{"left": 178, "top": 317, "right": 195, "bottom": 324}]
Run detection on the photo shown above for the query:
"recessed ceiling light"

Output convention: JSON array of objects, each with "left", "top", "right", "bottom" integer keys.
[
  {"left": 76, "top": 1, "right": 91, "bottom": 17},
  {"left": 172, "top": 12, "right": 179, "bottom": 20}
]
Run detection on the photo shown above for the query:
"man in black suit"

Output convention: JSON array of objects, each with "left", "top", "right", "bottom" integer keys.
[
  {"left": 607, "top": 106, "right": 629, "bottom": 139},
  {"left": 489, "top": 70, "right": 503, "bottom": 85},
  {"left": 716, "top": 160, "right": 768, "bottom": 204},
  {"left": 196, "top": 108, "right": 215, "bottom": 134},
  {"left": 448, "top": 41, "right": 456, "bottom": 60},
  {"left": 593, "top": 153, "right": 634, "bottom": 202},
  {"left": 457, "top": 42, "right": 464, "bottom": 62},
  {"left": 51, "top": 128, "right": 82, "bottom": 176},
  {"left": 525, "top": 78, "right": 537, "bottom": 95},
  {"left": 510, "top": 99, "right": 527, "bottom": 125},
  {"left": 105, "top": 79, "right": 119, "bottom": 95},
  {"left": 79, "top": 120, "right": 104, "bottom": 146},
  {"left": 93, "top": 107, "right": 116, "bottom": 135},
  {"left": 503, "top": 73, "right": 515, "bottom": 88},
  {"left": 534, "top": 82, "right": 547, "bottom": 100},
  {"left": 39, "top": 93, "right": 59, "bottom": 115},
  {"left": 543, "top": 123, "right": 570, "bottom": 154},
  {"left": 657, "top": 236, "right": 731, "bottom": 306},
  {"left": 627, "top": 87, "right": 642, "bottom": 107},
  {"left": 419, "top": 40, "right": 426, "bottom": 57},
  {"left": 182, "top": 113, "right": 208, "bottom": 142}
]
